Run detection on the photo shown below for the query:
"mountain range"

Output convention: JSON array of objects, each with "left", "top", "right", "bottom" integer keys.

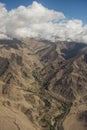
[{"left": 0, "top": 38, "right": 87, "bottom": 130}]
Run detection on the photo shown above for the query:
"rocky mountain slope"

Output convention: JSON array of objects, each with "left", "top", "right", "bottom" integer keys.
[{"left": 0, "top": 38, "right": 87, "bottom": 130}]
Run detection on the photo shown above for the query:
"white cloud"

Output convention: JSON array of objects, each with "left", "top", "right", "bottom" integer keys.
[
  {"left": 0, "top": 1, "right": 87, "bottom": 43},
  {"left": 0, "top": 3, "right": 8, "bottom": 36}
]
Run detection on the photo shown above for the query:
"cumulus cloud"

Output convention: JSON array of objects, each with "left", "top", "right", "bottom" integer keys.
[
  {"left": 0, "top": 1, "right": 87, "bottom": 43},
  {"left": 0, "top": 3, "right": 8, "bottom": 37}
]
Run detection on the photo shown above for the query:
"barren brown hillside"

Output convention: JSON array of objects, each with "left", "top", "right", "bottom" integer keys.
[{"left": 0, "top": 38, "right": 87, "bottom": 130}]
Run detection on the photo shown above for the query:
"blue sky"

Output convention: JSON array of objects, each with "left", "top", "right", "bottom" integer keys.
[
  {"left": 0, "top": 0, "right": 87, "bottom": 42},
  {"left": 0, "top": 0, "right": 87, "bottom": 25}
]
